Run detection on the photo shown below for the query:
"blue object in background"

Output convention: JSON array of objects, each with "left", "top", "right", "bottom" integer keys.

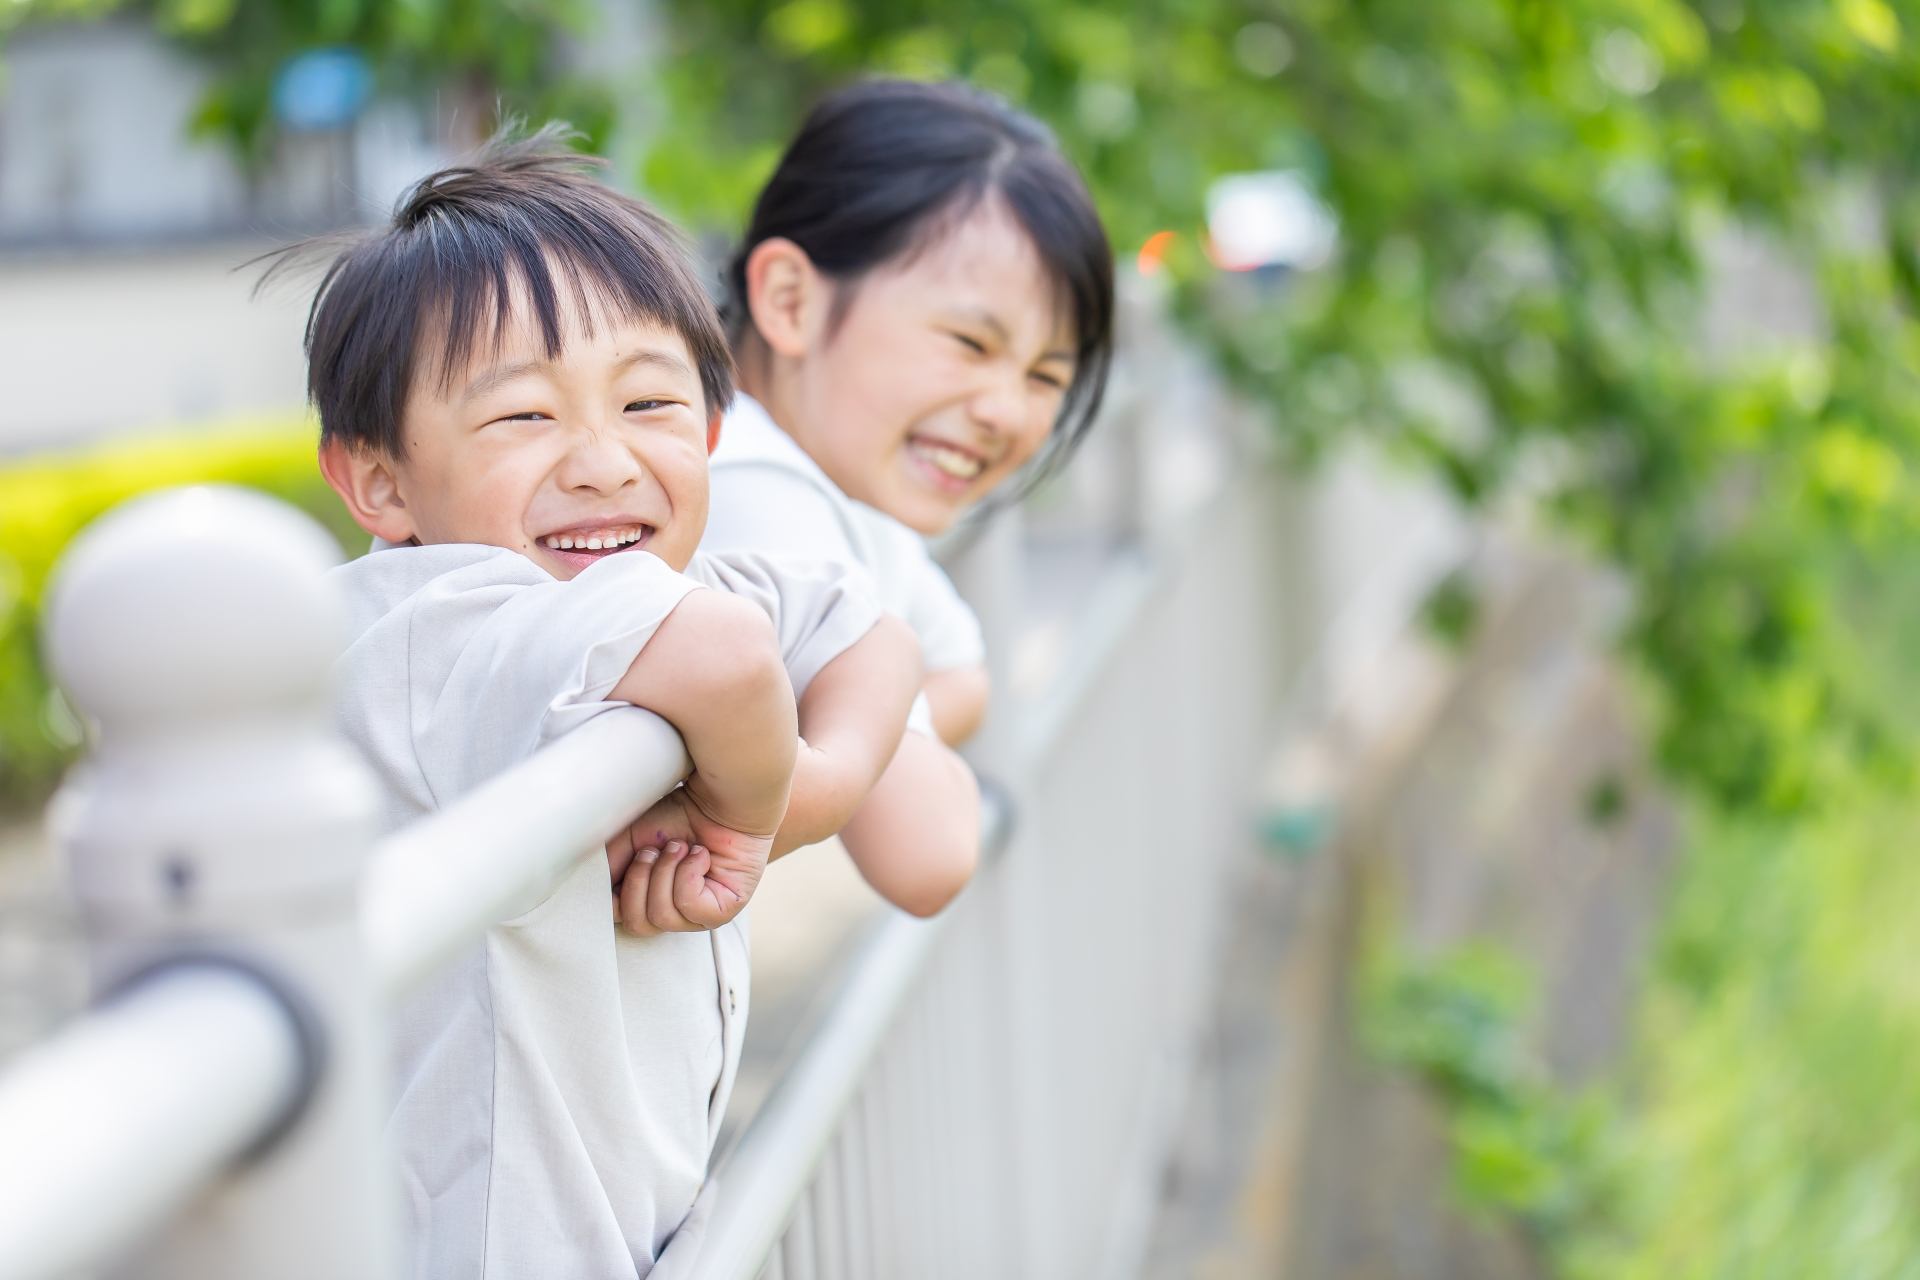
[
  {"left": 273, "top": 48, "right": 374, "bottom": 132},
  {"left": 1257, "top": 802, "right": 1337, "bottom": 862}
]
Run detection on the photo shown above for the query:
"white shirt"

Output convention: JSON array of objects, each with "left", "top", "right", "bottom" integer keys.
[
  {"left": 330, "top": 542, "right": 881, "bottom": 1280},
  {"left": 703, "top": 394, "right": 986, "bottom": 682}
]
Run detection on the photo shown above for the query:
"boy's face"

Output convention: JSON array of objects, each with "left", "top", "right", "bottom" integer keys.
[{"left": 323, "top": 294, "right": 719, "bottom": 578}]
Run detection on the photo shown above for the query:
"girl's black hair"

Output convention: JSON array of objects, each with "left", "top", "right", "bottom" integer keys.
[{"left": 727, "top": 79, "right": 1115, "bottom": 480}]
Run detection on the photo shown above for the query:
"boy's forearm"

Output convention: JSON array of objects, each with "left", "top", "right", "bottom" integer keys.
[
  {"left": 840, "top": 732, "right": 980, "bottom": 916},
  {"left": 773, "top": 616, "right": 920, "bottom": 855},
  {"left": 612, "top": 590, "right": 797, "bottom": 836}
]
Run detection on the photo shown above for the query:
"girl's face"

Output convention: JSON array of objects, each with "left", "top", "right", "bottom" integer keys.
[{"left": 749, "top": 202, "right": 1077, "bottom": 536}]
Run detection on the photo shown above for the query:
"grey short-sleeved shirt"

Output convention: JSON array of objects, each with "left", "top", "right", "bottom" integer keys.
[{"left": 330, "top": 542, "right": 880, "bottom": 1280}]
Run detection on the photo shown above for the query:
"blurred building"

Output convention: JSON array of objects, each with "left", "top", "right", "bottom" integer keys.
[{"left": 0, "top": 21, "right": 459, "bottom": 454}]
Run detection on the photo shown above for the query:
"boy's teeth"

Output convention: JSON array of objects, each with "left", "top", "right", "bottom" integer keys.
[{"left": 543, "top": 527, "right": 642, "bottom": 552}]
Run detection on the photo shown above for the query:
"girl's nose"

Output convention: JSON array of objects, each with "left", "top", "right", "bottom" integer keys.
[{"left": 968, "top": 368, "right": 1031, "bottom": 442}]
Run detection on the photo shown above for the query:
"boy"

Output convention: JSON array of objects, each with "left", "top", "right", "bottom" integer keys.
[{"left": 306, "top": 130, "right": 929, "bottom": 1277}]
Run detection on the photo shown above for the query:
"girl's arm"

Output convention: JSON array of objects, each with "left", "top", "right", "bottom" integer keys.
[
  {"left": 773, "top": 614, "right": 923, "bottom": 855},
  {"left": 839, "top": 732, "right": 980, "bottom": 916},
  {"left": 922, "top": 663, "right": 990, "bottom": 746}
]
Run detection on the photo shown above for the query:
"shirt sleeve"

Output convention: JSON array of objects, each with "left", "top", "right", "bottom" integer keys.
[
  {"left": 900, "top": 542, "right": 986, "bottom": 673},
  {"left": 412, "top": 549, "right": 703, "bottom": 801},
  {"left": 702, "top": 464, "right": 865, "bottom": 566},
  {"left": 686, "top": 550, "right": 884, "bottom": 698}
]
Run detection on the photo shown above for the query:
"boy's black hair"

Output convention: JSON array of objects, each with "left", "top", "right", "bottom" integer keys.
[
  {"left": 293, "top": 124, "right": 733, "bottom": 457},
  {"left": 727, "top": 80, "right": 1115, "bottom": 480}
]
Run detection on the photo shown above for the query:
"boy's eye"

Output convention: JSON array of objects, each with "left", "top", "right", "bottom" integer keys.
[
  {"left": 625, "top": 399, "right": 671, "bottom": 413},
  {"left": 501, "top": 411, "right": 551, "bottom": 423}
]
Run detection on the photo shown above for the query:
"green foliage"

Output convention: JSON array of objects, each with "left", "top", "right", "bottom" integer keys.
[
  {"left": 1580, "top": 797, "right": 1920, "bottom": 1278},
  {"left": 0, "top": 418, "right": 362, "bottom": 807},
  {"left": 638, "top": 0, "right": 1920, "bottom": 821},
  {"left": 1366, "top": 547, "right": 1920, "bottom": 1278},
  {"left": 1568, "top": 560, "right": 1920, "bottom": 1279},
  {"left": 1362, "top": 943, "right": 1623, "bottom": 1256},
  {"left": 7, "top": 0, "right": 604, "bottom": 171},
  {"left": 1419, "top": 568, "right": 1482, "bottom": 651}
]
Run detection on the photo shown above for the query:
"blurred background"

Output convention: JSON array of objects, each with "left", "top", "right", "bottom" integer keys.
[{"left": 7, "top": 0, "right": 1920, "bottom": 1276}]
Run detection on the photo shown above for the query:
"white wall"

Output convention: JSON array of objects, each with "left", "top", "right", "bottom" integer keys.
[
  {"left": 0, "top": 23, "right": 252, "bottom": 245},
  {"left": 0, "top": 245, "right": 313, "bottom": 453},
  {"left": 0, "top": 23, "right": 453, "bottom": 453}
]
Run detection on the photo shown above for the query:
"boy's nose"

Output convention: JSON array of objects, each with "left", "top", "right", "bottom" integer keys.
[{"left": 558, "top": 425, "right": 644, "bottom": 493}]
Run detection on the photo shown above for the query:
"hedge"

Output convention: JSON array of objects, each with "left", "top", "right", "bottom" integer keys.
[{"left": 0, "top": 416, "right": 366, "bottom": 811}]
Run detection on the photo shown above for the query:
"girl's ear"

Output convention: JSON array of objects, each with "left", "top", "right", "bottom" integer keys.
[
  {"left": 319, "top": 436, "right": 418, "bottom": 545},
  {"left": 745, "top": 237, "right": 829, "bottom": 358}
]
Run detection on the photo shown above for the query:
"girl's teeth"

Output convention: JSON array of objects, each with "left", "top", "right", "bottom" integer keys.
[{"left": 918, "top": 443, "right": 981, "bottom": 479}]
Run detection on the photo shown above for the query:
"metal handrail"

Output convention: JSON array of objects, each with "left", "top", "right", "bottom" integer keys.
[
  {"left": 0, "top": 709, "right": 691, "bottom": 1280},
  {"left": 656, "top": 785, "right": 1014, "bottom": 1280},
  {"left": 0, "top": 965, "right": 304, "bottom": 1280},
  {"left": 361, "top": 705, "right": 689, "bottom": 1000}
]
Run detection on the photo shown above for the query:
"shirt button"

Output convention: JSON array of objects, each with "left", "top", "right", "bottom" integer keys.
[{"left": 727, "top": 987, "right": 737, "bottom": 1015}]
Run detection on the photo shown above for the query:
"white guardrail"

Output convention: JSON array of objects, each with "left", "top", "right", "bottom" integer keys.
[
  {"left": 0, "top": 286, "right": 1398, "bottom": 1277},
  {"left": 0, "top": 486, "right": 704, "bottom": 1280},
  {"left": 0, "top": 466, "right": 1283, "bottom": 1280}
]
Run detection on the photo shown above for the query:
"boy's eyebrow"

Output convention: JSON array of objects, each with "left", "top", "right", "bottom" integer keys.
[
  {"left": 458, "top": 349, "right": 694, "bottom": 403},
  {"left": 612, "top": 349, "right": 696, "bottom": 381},
  {"left": 461, "top": 358, "right": 546, "bottom": 404}
]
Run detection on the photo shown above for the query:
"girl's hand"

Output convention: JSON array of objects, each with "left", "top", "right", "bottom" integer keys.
[{"left": 610, "top": 788, "right": 771, "bottom": 935}]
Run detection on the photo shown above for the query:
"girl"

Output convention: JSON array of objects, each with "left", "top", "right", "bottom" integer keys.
[{"left": 700, "top": 79, "right": 1115, "bottom": 912}]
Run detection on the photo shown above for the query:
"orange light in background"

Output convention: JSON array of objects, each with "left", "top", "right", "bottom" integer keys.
[{"left": 1137, "top": 230, "right": 1177, "bottom": 276}]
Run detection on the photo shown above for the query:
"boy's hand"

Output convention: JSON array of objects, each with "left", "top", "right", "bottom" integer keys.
[{"left": 608, "top": 787, "right": 771, "bottom": 935}]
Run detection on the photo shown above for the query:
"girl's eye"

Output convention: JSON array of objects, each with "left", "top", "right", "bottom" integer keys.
[
  {"left": 949, "top": 332, "right": 989, "bottom": 355},
  {"left": 1030, "top": 370, "right": 1067, "bottom": 391}
]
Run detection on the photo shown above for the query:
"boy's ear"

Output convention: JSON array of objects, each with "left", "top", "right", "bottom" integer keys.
[
  {"left": 318, "top": 436, "right": 418, "bottom": 545},
  {"left": 745, "top": 237, "right": 828, "bottom": 359},
  {"left": 707, "top": 407, "right": 723, "bottom": 456}
]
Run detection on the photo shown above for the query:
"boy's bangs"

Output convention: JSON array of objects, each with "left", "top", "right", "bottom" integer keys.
[
  {"left": 419, "top": 238, "right": 678, "bottom": 398},
  {"left": 298, "top": 127, "right": 734, "bottom": 459},
  {"left": 411, "top": 202, "right": 714, "bottom": 402}
]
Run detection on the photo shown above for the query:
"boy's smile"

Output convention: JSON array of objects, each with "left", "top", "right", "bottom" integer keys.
[
  {"left": 321, "top": 289, "right": 721, "bottom": 579},
  {"left": 537, "top": 521, "right": 654, "bottom": 572}
]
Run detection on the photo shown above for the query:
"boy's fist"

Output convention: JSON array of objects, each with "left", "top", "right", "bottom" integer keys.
[{"left": 607, "top": 787, "right": 771, "bottom": 935}]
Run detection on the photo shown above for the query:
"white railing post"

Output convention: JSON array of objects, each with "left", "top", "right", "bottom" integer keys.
[{"left": 37, "top": 485, "right": 392, "bottom": 1280}]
